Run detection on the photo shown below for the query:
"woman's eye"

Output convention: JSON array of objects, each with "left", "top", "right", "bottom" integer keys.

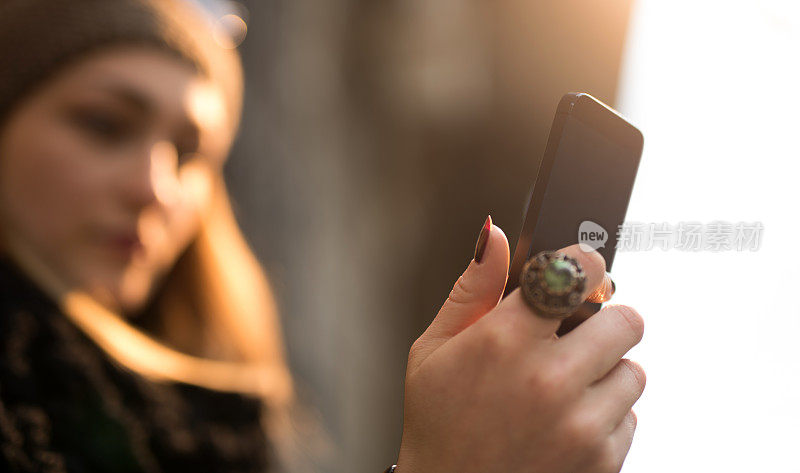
[{"left": 72, "top": 109, "right": 132, "bottom": 142}]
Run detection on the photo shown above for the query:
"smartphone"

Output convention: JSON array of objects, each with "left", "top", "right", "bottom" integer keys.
[{"left": 503, "top": 93, "right": 643, "bottom": 324}]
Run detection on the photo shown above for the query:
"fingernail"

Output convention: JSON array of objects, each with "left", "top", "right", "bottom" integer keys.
[
  {"left": 473, "top": 214, "right": 492, "bottom": 263},
  {"left": 586, "top": 272, "right": 615, "bottom": 303}
]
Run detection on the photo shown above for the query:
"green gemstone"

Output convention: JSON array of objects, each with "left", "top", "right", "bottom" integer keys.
[{"left": 543, "top": 260, "right": 574, "bottom": 292}]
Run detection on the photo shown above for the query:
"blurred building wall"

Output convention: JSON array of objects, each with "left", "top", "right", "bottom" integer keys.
[{"left": 224, "top": 1, "right": 636, "bottom": 472}]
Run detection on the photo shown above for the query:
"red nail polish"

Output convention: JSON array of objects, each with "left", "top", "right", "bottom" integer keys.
[{"left": 473, "top": 214, "right": 492, "bottom": 263}]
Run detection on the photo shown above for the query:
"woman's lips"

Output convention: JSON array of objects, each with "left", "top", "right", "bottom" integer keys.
[{"left": 107, "top": 232, "right": 144, "bottom": 257}]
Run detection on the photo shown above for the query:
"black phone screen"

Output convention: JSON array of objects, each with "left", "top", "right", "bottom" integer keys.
[
  {"left": 506, "top": 93, "right": 643, "bottom": 298},
  {"left": 530, "top": 114, "right": 640, "bottom": 270}
]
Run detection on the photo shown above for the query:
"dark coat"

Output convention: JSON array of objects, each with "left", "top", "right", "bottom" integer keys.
[{"left": 0, "top": 256, "right": 272, "bottom": 473}]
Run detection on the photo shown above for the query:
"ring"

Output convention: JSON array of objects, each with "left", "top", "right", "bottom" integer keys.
[
  {"left": 519, "top": 251, "right": 587, "bottom": 318},
  {"left": 586, "top": 272, "right": 616, "bottom": 304}
]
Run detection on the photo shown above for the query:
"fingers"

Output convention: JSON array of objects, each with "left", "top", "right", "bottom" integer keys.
[
  {"left": 555, "top": 304, "right": 645, "bottom": 384},
  {"left": 585, "top": 358, "right": 646, "bottom": 430},
  {"left": 564, "top": 244, "right": 607, "bottom": 297},
  {"left": 569, "top": 361, "right": 643, "bottom": 472},
  {"left": 494, "top": 244, "right": 607, "bottom": 340},
  {"left": 557, "top": 270, "right": 614, "bottom": 337},
  {"left": 604, "top": 409, "right": 638, "bottom": 472},
  {"left": 409, "top": 219, "right": 510, "bottom": 373},
  {"left": 435, "top": 221, "right": 510, "bottom": 333}
]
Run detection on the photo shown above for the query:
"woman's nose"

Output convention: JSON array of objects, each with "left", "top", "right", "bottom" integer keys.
[{"left": 125, "top": 140, "right": 180, "bottom": 209}]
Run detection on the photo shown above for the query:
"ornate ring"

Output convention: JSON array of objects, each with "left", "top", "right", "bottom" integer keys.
[{"left": 519, "top": 251, "right": 587, "bottom": 318}]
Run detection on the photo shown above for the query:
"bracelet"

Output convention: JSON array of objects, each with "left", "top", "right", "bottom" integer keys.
[{"left": 383, "top": 465, "right": 397, "bottom": 473}]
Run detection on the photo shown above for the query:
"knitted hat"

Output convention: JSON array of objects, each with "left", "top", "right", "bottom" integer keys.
[{"left": 0, "top": 0, "right": 244, "bottom": 130}]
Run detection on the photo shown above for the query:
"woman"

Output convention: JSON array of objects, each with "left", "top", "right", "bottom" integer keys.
[{"left": 0, "top": 1, "right": 646, "bottom": 472}]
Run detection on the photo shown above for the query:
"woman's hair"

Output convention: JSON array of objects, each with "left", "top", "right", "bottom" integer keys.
[
  {"left": 0, "top": 0, "right": 308, "bottom": 467},
  {"left": 55, "top": 174, "right": 300, "bottom": 464},
  {"left": 147, "top": 173, "right": 294, "bottom": 399}
]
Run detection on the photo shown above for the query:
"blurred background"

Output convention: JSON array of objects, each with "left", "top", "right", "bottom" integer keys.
[{"left": 217, "top": 0, "right": 799, "bottom": 472}]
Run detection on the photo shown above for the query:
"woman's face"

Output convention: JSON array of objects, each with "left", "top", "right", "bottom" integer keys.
[{"left": 0, "top": 46, "right": 234, "bottom": 314}]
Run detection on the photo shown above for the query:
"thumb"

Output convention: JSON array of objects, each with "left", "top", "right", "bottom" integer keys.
[{"left": 409, "top": 215, "right": 510, "bottom": 373}]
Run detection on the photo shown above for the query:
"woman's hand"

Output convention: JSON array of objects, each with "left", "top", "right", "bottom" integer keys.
[{"left": 397, "top": 222, "right": 645, "bottom": 473}]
